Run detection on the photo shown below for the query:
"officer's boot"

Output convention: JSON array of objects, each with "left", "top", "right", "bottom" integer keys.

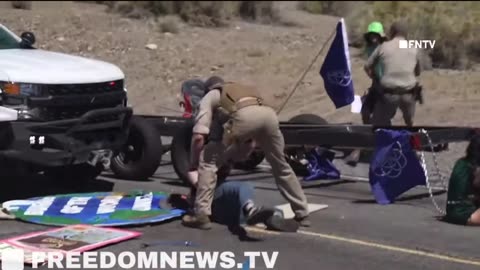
[
  {"left": 294, "top": 215, "right": 311, "bottom": 227},
  {"left": 182, "top": 213, "right": 212, "bottom": 230}
]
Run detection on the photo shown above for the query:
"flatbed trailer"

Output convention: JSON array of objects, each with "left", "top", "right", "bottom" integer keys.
[
  {"left": 136, "top": 114, "right": 476, "bottom": 148},
  {"left": 109, "top": 114, "right": 478, "bottom": 184}
]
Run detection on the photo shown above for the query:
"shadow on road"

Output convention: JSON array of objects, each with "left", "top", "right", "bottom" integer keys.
[
  {"left": 0, "top": 174, "right": 115, "bottom": 202},
  {"left": 351, "top": 190, "right": 446, "bottom": 204},
  {"left": 100, "top": 172, "right": 155, "bottom": 182}
]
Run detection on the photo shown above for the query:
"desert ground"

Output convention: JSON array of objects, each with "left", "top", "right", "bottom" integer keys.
[{"left": 1, "top": 1, "right": 480, "bottom": 270}]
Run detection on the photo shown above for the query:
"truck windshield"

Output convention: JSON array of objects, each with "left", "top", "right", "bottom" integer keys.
[{"left": 0, "top": 26, "right": 20, "bottom": 49}]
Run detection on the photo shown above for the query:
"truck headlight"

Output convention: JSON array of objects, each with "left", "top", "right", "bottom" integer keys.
[{"left": 0, "top": 82, "right": 47, "bottom": 97}]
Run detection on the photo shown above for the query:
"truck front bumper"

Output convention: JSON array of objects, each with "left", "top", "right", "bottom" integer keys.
[{"left": 0, "top": 106, "right": 132, "bottom": 167}]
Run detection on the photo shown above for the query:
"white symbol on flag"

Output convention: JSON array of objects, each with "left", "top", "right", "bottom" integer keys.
[
  {"left": 373, "top": 141, "right": 408, "bottom": 178},
  {"left": 326, "top": 70, "right": 352, "bottom": 87}
]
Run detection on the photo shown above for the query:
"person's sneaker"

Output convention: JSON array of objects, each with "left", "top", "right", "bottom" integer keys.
[
  {"left": 294, "top": 215, "right": 311, "bottom": 227},
  {"left": 265, "top": 215, "right": 299, "bottom": 232},
  {"left": 245, "top": 206, "right": 275, "bottom": 225},
  {"left": 345, "top": 149, "right": 361, "bottom": 167},
  {"left": 182, "top": 214, "right": 212, "bottom": 230}
]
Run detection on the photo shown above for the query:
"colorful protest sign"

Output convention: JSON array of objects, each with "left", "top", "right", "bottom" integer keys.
[
  {"left": 3, "top": 225, "right": 140, "bottom": 253},
  {"left": 0, "top": 225, "right": 140, "bottom": 265},
  {"left": 1, "top": 191, "right": 185, "bottom": 226}
]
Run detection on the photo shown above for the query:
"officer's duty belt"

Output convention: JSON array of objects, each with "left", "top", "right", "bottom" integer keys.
[
  {"left": 236, "top": 98, "right": 263, "bottom": 110},
  {"left": 382, "top": 87, "right": 415, "bottom": 95}
]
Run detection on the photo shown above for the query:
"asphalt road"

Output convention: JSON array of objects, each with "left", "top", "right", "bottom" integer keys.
[{"left": 1, "top": 157, "right": 480, "bottom": 270}]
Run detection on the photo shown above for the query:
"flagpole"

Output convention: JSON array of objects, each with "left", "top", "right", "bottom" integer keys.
[{"left": 276, "top": 26, "right": 338, "bottom": 116}]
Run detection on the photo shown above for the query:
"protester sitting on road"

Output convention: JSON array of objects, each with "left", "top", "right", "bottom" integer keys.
[
  {"left": 345, "top": 21, "right": 386, "bottom": 166},
  {"left": 445, "top": 134, "right": 480, "bottom": 226},
  {"left": 361, "top": 21, "right": 387, "bottom": 125},
  {"left": 170, "top": 166, "right": 299, "bottom": 233}
]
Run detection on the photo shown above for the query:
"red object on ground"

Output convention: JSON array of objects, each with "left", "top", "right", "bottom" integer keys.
[{"left": 410, "top": 134, "right": 422, "bottom": 150}]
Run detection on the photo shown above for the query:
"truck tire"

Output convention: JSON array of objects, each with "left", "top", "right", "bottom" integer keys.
[
  {"left": 170, "top": 125, "right": 235, "bottom": 186},
  {"left": 170, "top": 125, "right": 193, "bottom": 185},
  {"left": 288, "top": 114, "right": 328, "bottom": 125},
  {"left": 110, "top": 116, "right": 163, "bottom": 181},
  {"left": 286, "top": 114, "right": 328, "bottom": 176}
]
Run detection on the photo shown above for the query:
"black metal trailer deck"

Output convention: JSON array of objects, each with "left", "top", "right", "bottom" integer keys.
[
  {"left": 136, "top": 114, "right": 477, "bottom": 150},
  {"left": 105, "top": 114, "right": 478, "bottom": 183}
]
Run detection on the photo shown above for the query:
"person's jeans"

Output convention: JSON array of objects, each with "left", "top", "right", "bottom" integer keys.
[{"left": 211, "top": 181, "right": 255, "bottom": 226}]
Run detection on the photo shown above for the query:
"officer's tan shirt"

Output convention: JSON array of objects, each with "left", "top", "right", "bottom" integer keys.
[
  {"left": 365, "top": 37, "right": 421, "bottom": 91},
  {"left": 193, "top": 90, "right": 226, "bottom": 141}
]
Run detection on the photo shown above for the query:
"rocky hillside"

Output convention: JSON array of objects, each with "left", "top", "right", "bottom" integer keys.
[{"left": 1, "top": 1, "right": 479, "bottom": 128}]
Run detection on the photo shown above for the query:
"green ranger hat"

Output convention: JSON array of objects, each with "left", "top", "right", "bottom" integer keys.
[{"left": 365, "top": 21, "right": 386, "bottom": 37}]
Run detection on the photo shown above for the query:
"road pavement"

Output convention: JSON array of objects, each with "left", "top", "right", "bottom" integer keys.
[{"left": 1, "top": 158, "right": 479, "bottom": 270}]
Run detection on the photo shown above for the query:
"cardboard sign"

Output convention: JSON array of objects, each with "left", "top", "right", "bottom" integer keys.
[{"left": 275, "top": 203, "right": 328, "bottom": 219}]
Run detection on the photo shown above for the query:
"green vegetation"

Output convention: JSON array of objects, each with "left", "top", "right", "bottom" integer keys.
[
  {"left": 299, "top": 1, "right": 480, "bottom": 70},
  {"left": 101, "top": 1, "right": 281, "bottom": 27}
]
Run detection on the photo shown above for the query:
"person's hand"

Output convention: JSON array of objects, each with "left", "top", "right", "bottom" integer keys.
[
  {"left": 192, "top": 133, "right": 205, "bottom": 143},
  {"left": 472, "top": 167, "right": 480, "bottom": 204},
  {"left": 187, "top": 170, "right": 199, "bottom": 187}
]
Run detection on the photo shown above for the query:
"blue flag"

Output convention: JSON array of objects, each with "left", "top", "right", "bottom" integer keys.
[
  {"left": 369, "top": 129, "right": 427, "bottom": 204},
  {"left": 320, "top": 18, "right": 355, "bottom": 109},
  {"left": 304, "top": 147, "right": 340, "bottom": 181}
]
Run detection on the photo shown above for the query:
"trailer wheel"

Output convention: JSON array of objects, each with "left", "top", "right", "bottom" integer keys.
[
  {"left": 288, "top": 114, "right": 328, "bottom": 125},
  {"left": 286, "top": 114, "right": 328, "bottom": 176},
  {"left": 170, "top": 125, "right": 193, "bottom": 185},
  {"left": 110, "top": 116, "right": 162, "bottom": 181}
]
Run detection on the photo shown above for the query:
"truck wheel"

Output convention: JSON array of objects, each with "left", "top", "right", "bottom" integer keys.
[
  {"left": 286, "top": 114, "right": 328, "bottom": 176},
  {"left": 170, "top": 125, "right": 193, "bottom": 185},
  {"left": 170, "top": 125, "right": 231, "bottom": 186},
  {"left": 110, "top": 116, "right": 162, "bottom": 181}
]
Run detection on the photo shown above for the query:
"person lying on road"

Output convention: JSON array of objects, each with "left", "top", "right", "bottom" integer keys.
[{"left": 170, "top": 165, "right": 299, "bottom": 234}]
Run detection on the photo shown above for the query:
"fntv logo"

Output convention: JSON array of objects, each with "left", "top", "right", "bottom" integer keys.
[{"left": 398, "top": 40, "right": 436, "bottom": 49}]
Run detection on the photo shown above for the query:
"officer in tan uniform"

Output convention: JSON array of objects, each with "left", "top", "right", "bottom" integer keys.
[
  {"left": 182, "top": 76, "right": 310, "bottom": 230},
  {"left": 365, "top": 21, "right": 422, "bottom": 127}
]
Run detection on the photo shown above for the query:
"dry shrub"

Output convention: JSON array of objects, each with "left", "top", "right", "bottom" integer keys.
[
  {"left": 174, "top": 1, "right": 232, "bottom": 27},
  {"left": 11, "top": 1, "right": 31, "bottom": 10},
  {"left": 107, "top": 1, "right": 285, "bottom": 27},
  {"left": 297, "top": 1, "right": 363, "bottom": 18},
  {"left": 300, "top": 1, "right": 480, "bottom": 70},
  {"left": 238, "top": 1, "right": 280, "bottom": 24},
  {"left": 159, "top": 17, "right": 180, "bottom": 34}
]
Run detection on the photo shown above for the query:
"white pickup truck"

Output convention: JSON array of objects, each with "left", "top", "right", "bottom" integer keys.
[{"left": 0, "top": 24, "right": 133, "bottom": 182}]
